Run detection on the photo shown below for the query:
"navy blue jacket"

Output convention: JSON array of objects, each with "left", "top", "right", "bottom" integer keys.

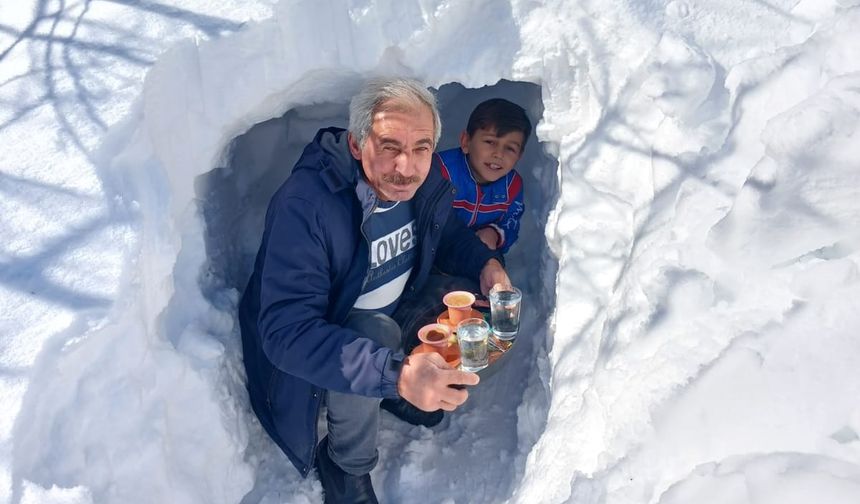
[{"left": 239, "top": 127, "right": 499, "bottom": 476}]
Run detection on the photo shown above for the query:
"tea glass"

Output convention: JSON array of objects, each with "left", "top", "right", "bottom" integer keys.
[
  {"left": 488, "top": 286, "right": 522, "bottom": 341},
  {"left": 456, "top": 318, "right": 490, "bottom": 372}
]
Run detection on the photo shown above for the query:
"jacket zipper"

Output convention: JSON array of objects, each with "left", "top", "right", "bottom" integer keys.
[
  {"left": 359, "top": 199, "right": 377, "bottom": 291},
  {"left": 470, "top": 183, "right": 482, "bottom": 226}
]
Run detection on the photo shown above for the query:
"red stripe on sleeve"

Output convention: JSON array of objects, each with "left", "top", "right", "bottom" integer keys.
[
  {"left": 453, "top": 200, "right": 477, "bottom": 211},
  {"left": 507, "top": 172, "right": 523, "bottom": 202}
]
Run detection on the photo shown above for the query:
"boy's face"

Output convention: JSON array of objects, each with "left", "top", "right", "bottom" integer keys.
[{"left": 459, "top": 127, "right": 524, "bottom": 184}]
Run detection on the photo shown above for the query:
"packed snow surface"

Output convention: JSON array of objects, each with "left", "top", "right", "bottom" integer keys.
[{"left": 2, "top": 1, "right": 859, "bottom": 503}]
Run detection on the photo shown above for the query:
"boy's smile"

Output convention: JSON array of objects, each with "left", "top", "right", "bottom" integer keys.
[{"left": 460, "top": 127, "right": 524, "bottom": 184}]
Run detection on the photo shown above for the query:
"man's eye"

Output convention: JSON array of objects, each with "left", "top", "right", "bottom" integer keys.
[
  {"left": 485, "top": 139, "right": 496, "bottom": 146},
  {"left": 383, "top": 145, "right": 398, "bottom": 152},
  {"left": 414, "top": 146, "right": 430, "bottom": 153}
]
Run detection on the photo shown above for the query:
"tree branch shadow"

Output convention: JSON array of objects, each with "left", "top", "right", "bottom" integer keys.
[
  {"left": 103, "top": 0, "right": 245, "bottom": 37},
  {"left": 0, "top": 210, "right": 120, "bottom": 311},
  {"left": 0, "top": 0, "right": 252, "bottom": 311},
  {"left": 0, "top": 0, "right": 247, "bottom": 162}
]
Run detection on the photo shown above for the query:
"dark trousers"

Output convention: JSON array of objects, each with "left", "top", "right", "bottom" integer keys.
[{"left": 324, "top": 311, "right": 401, "bottom": 475}]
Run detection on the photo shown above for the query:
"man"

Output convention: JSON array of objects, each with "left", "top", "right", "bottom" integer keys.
[{"left": 239, "top": 77, "right": 511, "bottom": 503}]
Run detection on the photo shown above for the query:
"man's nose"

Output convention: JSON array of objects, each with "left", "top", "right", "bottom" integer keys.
[
  {"left": 394, "top": 151, "right": 415, "bottom": 174},
  {"left": 395, "top": 152, "right": 418, "bottom": 174}
]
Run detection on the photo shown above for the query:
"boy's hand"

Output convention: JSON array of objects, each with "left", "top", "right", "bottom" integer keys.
[
  {"left": 397, "top": 353, "right": 480, "bottom": 411},
  {"left": 476, "top": 227, "right": 500, "bottom": 249},
  {"left": 479, "top": 258, "right": 511, "bottom": 296}
]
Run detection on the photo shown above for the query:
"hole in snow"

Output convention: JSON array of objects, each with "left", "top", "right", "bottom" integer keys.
[{"left": 196, "top": 79, "right": 558, "bottom": 501}]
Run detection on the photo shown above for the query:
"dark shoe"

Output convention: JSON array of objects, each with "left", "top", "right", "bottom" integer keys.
[
  {"left": 315, "top": 436, "right": 379, "bottom": 504},
  {"left": 380, "top": 398, "right": 444, "bottom": 427}
]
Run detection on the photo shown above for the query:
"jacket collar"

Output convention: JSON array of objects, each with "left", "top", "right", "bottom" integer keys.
[
  {"left": 414, "top": 153, "right": 448, "bottom": 205},
  {"left": 314, "top": 127, "right": 360, "bottom": 194}
]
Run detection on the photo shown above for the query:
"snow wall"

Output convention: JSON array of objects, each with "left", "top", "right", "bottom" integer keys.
[{"left": 11, "top": 1, "right": 860, "bottom": 504}]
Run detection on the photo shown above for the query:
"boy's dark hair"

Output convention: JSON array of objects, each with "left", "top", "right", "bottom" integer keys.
[{"left": 466, "top": 98, "right": 532, "bottom": 149}]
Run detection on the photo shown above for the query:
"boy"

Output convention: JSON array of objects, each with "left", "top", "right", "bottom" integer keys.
[{"left": 437, "top": 98, "right": 532, "bottom": 254}]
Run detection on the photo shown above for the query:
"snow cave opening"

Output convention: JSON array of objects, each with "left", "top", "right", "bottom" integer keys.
[{"left": 195, "top": 79, "right": 558, "bottom": 479}]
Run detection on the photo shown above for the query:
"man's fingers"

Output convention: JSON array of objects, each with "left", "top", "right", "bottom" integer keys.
[
  {"left": 424, "top": 352, "right": 454, "bottom": 369},
  {"left": 439, "top": 385, "right": 469, "bottom": 405},
  {"left": 492, "top": 279, "right": 513, "bottom": 291},
  {"left": 406, "top": 355, "right": 479, "bottom": 411},
  {"left": 445, "top": 369, "right": 480, "bottom": 387}
]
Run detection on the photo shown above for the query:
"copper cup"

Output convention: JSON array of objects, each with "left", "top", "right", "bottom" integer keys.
[
  {"left": 442, "top": 291, "right": 476, "bottom": 326},
  {"left": 417, "top": 323, "right": 451, "bottom": 352}
]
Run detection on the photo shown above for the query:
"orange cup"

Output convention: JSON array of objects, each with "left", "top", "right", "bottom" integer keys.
[
  {"left": 442, "top": 291, "right": 476, "bottom": 326},
  {"left": 417, "top": 323, "right": 451, "bottom": 351}
]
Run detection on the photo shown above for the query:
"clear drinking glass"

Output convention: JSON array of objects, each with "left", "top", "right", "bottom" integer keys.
[
  {"left": 489, "top": 286, "right": 522, "bottom": 340},
  {"left": 456, "top": 318, "right": 490, "bottom": 372}
]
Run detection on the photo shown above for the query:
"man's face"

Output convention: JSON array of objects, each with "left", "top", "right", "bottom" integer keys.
[
  {"left": 460, "top": 127, "right": 524, "bottom": 184},
  {"left": 348, "top": 103, "right": 435, "bottom": 202}
]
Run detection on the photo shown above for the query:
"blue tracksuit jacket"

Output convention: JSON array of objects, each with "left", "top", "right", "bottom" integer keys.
[
  {"left": 437, "top": 148, "right": 525, "bottom": 253},
  {"left": 239, "top": 128, "right": 500, "bottom": 476}
]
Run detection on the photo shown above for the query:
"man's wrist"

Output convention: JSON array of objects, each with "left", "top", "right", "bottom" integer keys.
[
  {"left": 484, "top": 257, "right": 503, "bottom": 270},
  {"left": 384, "top": 351, "right": 406, "bottom": 399}
]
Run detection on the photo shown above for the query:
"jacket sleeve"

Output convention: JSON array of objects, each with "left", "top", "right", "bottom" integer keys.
[
  {"left": 435, "top": 207, "right": 502, "bottom": 282},
  {"left": 256, "top": 194, "right": 402, "bottom": 399},
  {"left": 488, "top": 178, "right": 524, "bottom": 254}
]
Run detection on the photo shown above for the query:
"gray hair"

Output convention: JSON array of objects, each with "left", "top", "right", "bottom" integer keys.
[{"left": 348, "top": 77, "right": 442, "bottom": 148}]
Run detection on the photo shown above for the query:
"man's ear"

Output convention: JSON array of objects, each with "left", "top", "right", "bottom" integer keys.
[
  {"left": 459, "top": 130, "right": 470, "bottom": 153},
  {"left": 347, "top": 132, "right": 362, "bottom": 160}
]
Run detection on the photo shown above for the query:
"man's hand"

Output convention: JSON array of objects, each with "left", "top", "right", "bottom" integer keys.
[
  {"left": 479, "top": 258, "right": 511, "bottom": 296},
  {"left": 476, "top": 227, "right": 500, "bottom": 250},
  {"left": 397, "top": 353, "right": 480, "bottom": 412}
]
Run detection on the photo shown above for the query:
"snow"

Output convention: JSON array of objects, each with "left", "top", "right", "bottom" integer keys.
[{"left": 2, "top": 1, "right": 859, "bottom": 503}]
